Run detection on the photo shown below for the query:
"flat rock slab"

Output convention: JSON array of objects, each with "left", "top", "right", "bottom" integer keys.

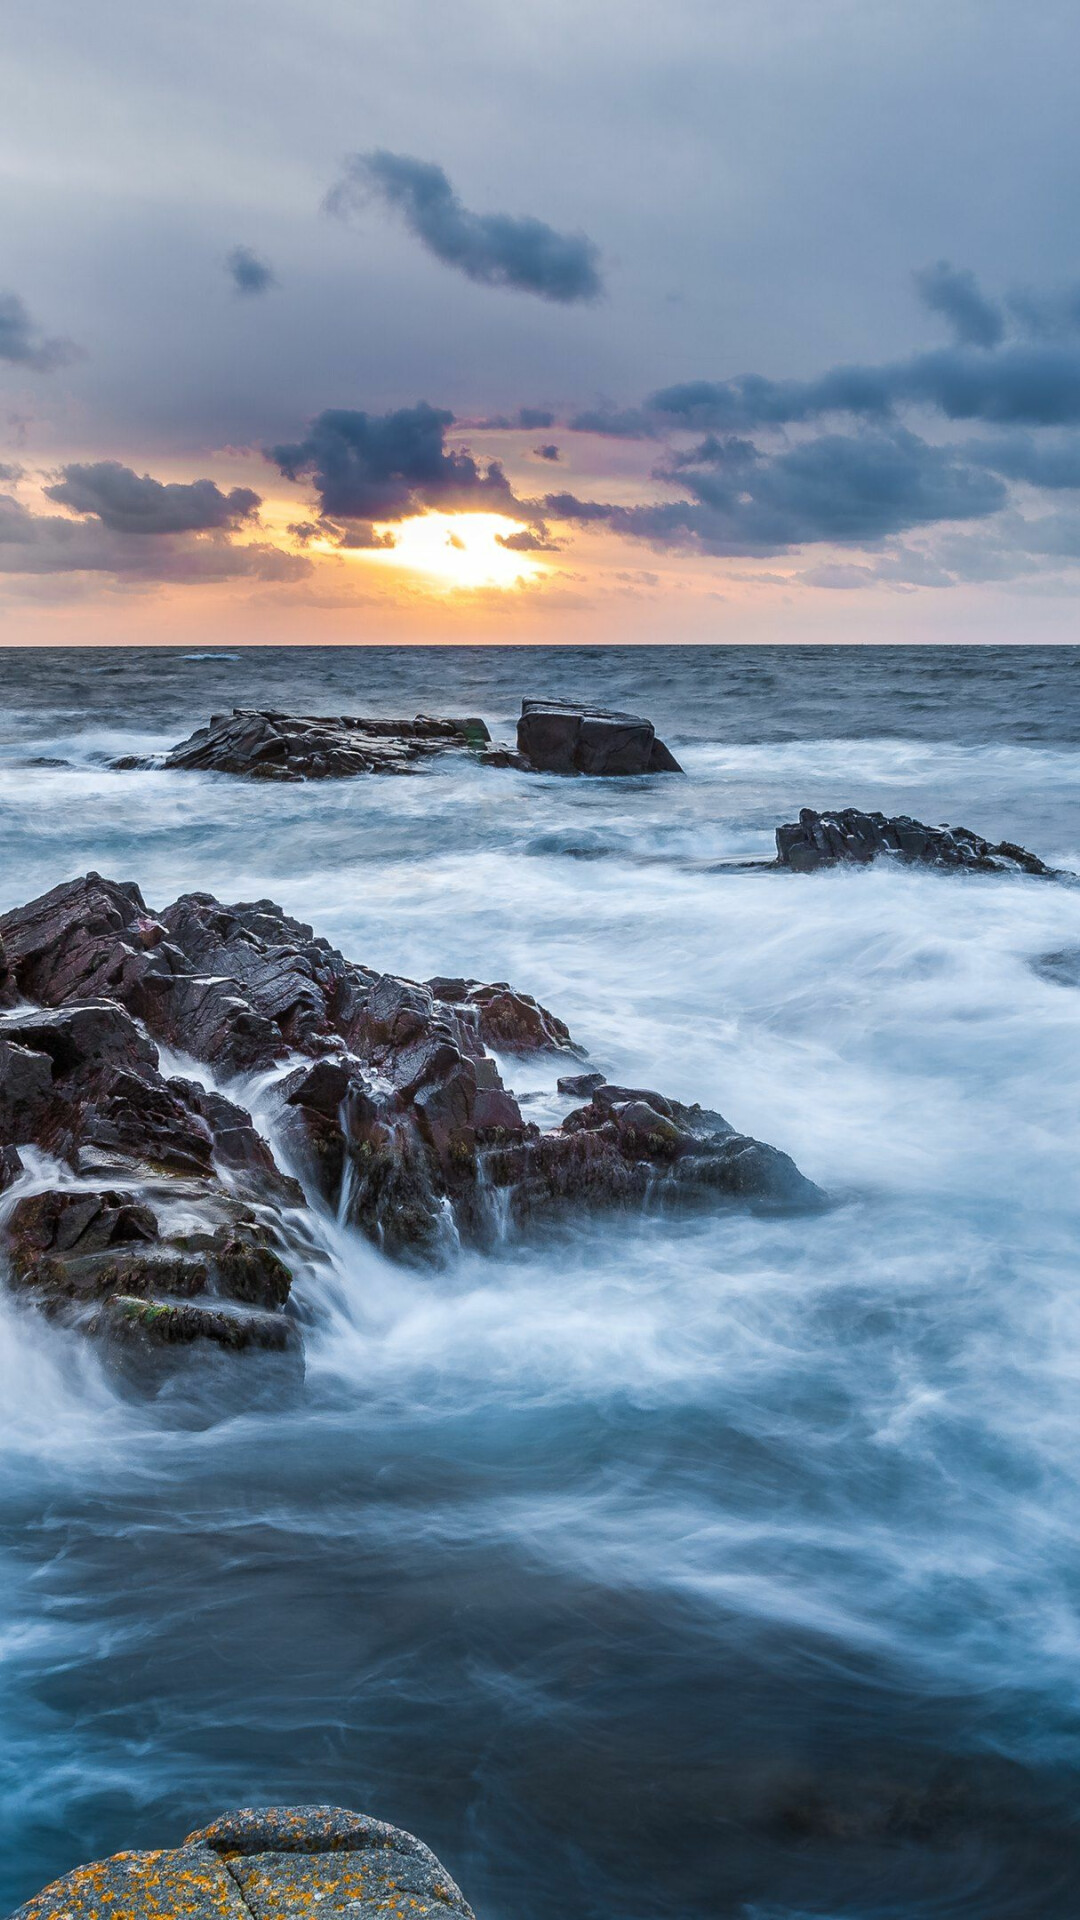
[
  {"left": 158, "top": 709, "right": 492, "bottom": 780},
  {"left": 9, "top": 1805, "right": 475, "bottom": 1920},
  {"left": 517, "top": 699, "right": 682, "bottom": 776}
]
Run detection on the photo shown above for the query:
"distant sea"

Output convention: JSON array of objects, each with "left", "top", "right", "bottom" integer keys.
[{"left": 1, "top": 645, "right": 1079, "bottom": 1919}]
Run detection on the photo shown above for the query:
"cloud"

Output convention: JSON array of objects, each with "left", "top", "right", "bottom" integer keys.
[
  {"left": 226, "top": 245, "right": 276, "bottom": 296},
  {"left": 326, "top": 150, "right": 603, "bottom": 303},
  {"left": 649, "top": 342, "right": 1080, "bottom": 430},
  {"left": 44, "top": 461, "right": 262, "bottom": 534},
  {"left": 914, "top": 261, "right": 1004, "bottom": 348},
  {"left": 0, "top": 490, "right": 306, "bottom": 583},
  {"left": 544, "top": 427, "right": 1005, "bottom": 555},
  {"left": 0, "top": 291, "right": 79, "bottom": 372},
  {"left": 969, "top": 431, "right": 1080, "bottom": 490},
  {"left": 1006, "top": 285, "right": 1080, "bottom": 341},
  {"left": 0, "top": 462, "right": 24, "bottom": 484},
  {"left": 267, "top": 401, "right": 522, "bottom": 521},
  {"left": 496, "top": 526, "right": 561, "bottom": 551},
  {"left": 533, "top": 443, "right": 560, "bottom": 461},
  {"left": 517, "top": 408, "right": 555, "bottom": 429},
  {"left": 568, "top": 406, "right": 658, "bottom": 438}
]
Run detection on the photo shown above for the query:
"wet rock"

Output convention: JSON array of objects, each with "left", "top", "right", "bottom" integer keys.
[
  {"left": 483, "top": 1088, "right": 824, "bottom": 1229},
  {"left": 5, "top": 1184, "right": 294, "bottom": 1318},
  {"left": 558, "top": 1070, "right": 607, "bottom": 1097},
  {"left": 9, "top": 1803, "right": 475, "bottom": 1919},
  {"left": 159, "top": 707, "right": 493, "bottom": 780},
  {"left": 93, "top": 1294, "right": 300, "bottom": 1354},
  {"left": 517, "top": 698, "right": 683, "bottom": 776},
  {"left": 0, "top": 1143, "right": 22, "bottom": 1193},
  {"left": 775, "top": 807, "right": 1054, "bottom": 876},
  {"left": 0, "top": 874, "right": 824, "bottom": 1292},
  {"left": 1032, "top": 947, "right": 1080, "bottom": 987}
]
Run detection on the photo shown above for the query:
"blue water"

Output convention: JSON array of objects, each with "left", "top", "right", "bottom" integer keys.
[{"left": 1, "top": 646, "right": 1080, "bottom": 1918}]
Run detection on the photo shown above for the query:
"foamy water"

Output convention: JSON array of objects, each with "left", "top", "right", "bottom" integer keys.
[{"left": 1, "top": 646, "right": 1079, "bottom": 1918}]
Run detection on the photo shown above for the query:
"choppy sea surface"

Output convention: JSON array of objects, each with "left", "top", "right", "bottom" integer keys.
[{"left": 1, "top": 644, "right": 1080, "bottom": 1920}]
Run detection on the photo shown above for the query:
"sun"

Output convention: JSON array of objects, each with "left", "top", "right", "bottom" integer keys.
[{"left": 331, "top": 512, "right": 545, "bottom": 590}]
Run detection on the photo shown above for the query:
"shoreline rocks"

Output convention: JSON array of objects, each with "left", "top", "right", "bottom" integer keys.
[
  {"left": 159, "top": 708, "right": 493, "bottom": 780},
  {"left": 115, "top": 699, "right": 684, "bottom": 782},
  {"left": 0, "top": 871, "right": 824, "bottom": 1374},
  {"left": 774, "top": 808, "right": 1054, "bottom": 876},
  {"left": 516, "top": 699, "right": 683, "bottom": 776},
  {"left": 8, "top": 1803, "right": 476, "bottom": 1919}
]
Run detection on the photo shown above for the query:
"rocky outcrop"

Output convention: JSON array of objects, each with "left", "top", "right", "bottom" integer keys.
[
  {"left": 8, "top": 1803, "right": 475, "bottom": 1919},
  {"left": 0, "top": 873, "right": 824, "bottom": 1364},
  {"left": 775, "top": 808, "right": 1054, "bottom": 876},
  {"left": 516, "top": 698, "right": 683, "bottom": 775},
  {"left": 154, "top": 708, "right": 493, "bottom": 779}
]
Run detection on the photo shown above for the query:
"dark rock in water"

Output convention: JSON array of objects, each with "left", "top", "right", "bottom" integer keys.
[
  {"left": 93, "top": 1293, "right": 300, "bottom": 1354},
  {"left": 158, "top": 707, "right": 492, "bottom": 780},
  {"left": 1032, "top": 947, "right": 1080, "bottom": 987},
  {"left": 0, "top": 872, "right": 824, "bottom": 1343},
  {"left": 558, "top": 1069, "right": 607, "bottom": 1096},
  {"left": 8, "top": 1802, "right": 473, "bottom": 1919},
  {"left": 517, "top": 697, "right": 683, "bottom": 776},
  {"left": 775, "top": 807, "right": 1054, "bottom": 876},
  {"left": 0, "top": 1142, "right": 22, "bottom": 1192}
]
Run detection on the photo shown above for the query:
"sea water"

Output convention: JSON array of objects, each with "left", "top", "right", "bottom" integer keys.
[{"left": 0, "top": 645, "right": 1078, "bottom": 1919}]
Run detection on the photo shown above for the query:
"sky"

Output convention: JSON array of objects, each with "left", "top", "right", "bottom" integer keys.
[{"left": 3, "top": 0, "right": 1080, "bottom": 645}]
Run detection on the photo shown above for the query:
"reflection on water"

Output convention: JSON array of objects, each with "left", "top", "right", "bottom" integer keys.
[{"left": 1, "top": 646, "right": 1080, "bottom": 1918}]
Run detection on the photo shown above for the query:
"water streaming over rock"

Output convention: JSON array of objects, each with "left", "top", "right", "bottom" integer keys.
[{"left": 1, "top": 646, "right": 1080, "bottom": 1919}]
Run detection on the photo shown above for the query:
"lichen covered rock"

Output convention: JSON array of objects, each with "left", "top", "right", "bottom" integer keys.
[{"left": 8, "top": 1803, "right": 474, "bottom": 1919}]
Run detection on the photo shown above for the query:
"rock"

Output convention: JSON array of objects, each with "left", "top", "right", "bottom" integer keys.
[
  {"left": 557, "top": 1070, "right": 607, "bottom": 1096},
  {"left": 93, "top": 1294, "right": 300, "bottom": 1354},
  {"left": 0, "top": 874, "right": 824, "bottom": 1305},
  {"left": 775, "top": 807, "right": 1054, "bottom": 876},
  {"left": 517, "top": 698, "right": 683, "bottom": 776},
  {"left": 0, "top": 1142, "right": 23, "bottom": 1192},
  {"left": 426, "top": 977, "right": 583, "bottom": 1056},
  {"left": 5, "top": 1183, "right": 294, "bottom": 1317},
  {"left": 9, "top": 1803, "right": 475, "bottom": 1920},
  {"left": 1032, "top": 948, "right": 1080, "bottom": 987},
  {"left": 158, "top": 708, "right": 492, "bottom": 780}
]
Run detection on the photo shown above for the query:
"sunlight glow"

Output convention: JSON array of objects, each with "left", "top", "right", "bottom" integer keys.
[{"left": 324, "top": 512, "right": 545, "bottom": 591}]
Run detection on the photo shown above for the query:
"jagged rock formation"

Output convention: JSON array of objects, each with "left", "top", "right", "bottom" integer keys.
[
  {"left": 140, "top": 708, "right": 493, "bottom": 779},
  {"left": 516, "top": 698, "right": 683, "bottom": 775},
  {"left": 775, "top": 807, "right": 1053, "bottom": 875},
  {"left": 0, "top": 872, "right": 823, "bottom": 1368},
  {"left": 8, "top": 1803, "right": 475, "bottom": 1919}
]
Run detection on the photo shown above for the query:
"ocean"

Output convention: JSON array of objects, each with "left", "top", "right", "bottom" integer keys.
[{"left": 1, "top": 644, "right": 1079, "bottom": 1918}]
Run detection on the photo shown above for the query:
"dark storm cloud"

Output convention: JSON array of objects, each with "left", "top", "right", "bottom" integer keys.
[
  {"left": 326, "top": 150, "right": 603, "bottom": 303},
  {"left": 44, "top": 461, "right": 261, "bottom": 534},
  {"left": 517, "top": 408, "right": 555, "bottom": 429},
  {"left": 568, "top": 406, "right": 659, "bottom": 438},
  {"left": 0, "top": 291, "right": 78, "bottom": 372},
  {"left": 0, "top": 489, "right": 306, "bottom": 582},
  {"left": 226, "top": 246, "right": 276, "bottom": 296},
  {"left": 969, "top": 432, "right": 1080, "bottom": 490},
  {"left": 267, "top": 401, "right": 520, "bottom": 521},
  {"left": 496, "top": 526, "right": 561, "bottom": 551},
  {"left": 544, "top": 427, "right": 1005, "bottom": 556},
  {"left": 1006, "top": 285, "right": 1080, "bottom": 341},
  {"left": 913, "top": 262, "right": 1004, "bottom": 348},
  {"left": 649, "top": 342, "right": 1080, "bottom": 430}
]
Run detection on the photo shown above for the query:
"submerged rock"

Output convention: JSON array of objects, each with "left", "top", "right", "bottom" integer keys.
[
  {"left": 0, "top": 873, "right": 824, "bottom": 1361},
  {"left": 158, "top": 707, "right": 492, "bottom": 780},
  {"left": 8, "top": 1802, "right": 475, "bottom": 1919},
  {"left": 516, "top": 697, "right": 683, "bottom": 775},
  {"left": 775, "top": 807, "right": 1054, "bottom": 876}
]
